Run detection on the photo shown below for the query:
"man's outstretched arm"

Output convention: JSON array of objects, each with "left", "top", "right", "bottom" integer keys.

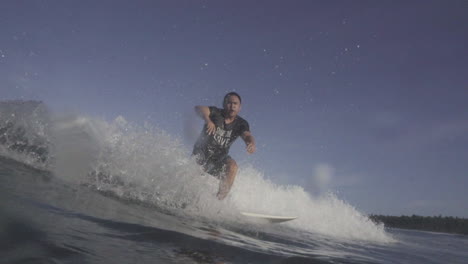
[
  {"left": 194, "top": 106, "right": 216, "bottom": 135},
  {"left": 241, "top": 131, "right": 256, "bottom": 154}
]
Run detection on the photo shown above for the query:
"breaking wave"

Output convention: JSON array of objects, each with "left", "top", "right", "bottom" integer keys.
[{"left": 0, "top": 100, "right": 393, "bottom": 243}]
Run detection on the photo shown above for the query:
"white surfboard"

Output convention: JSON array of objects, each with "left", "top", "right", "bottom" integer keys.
[{"left": 240, "top": 212, "right": 297, "bottom": 223}]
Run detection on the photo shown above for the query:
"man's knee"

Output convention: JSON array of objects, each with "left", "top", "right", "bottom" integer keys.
[{"left": 226, "top": 159, "right": 238, "bottom": 172}]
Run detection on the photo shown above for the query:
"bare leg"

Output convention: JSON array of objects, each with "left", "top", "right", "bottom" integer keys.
[{"left": 217, "top": 158, "right": 238, "bottom": 200}]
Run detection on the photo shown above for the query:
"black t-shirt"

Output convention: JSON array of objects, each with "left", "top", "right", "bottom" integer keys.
[{"left": 193, "top": 106, "right": 250, "bottom": 159}]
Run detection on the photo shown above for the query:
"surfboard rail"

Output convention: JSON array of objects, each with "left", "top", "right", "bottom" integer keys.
[{"left": 240, "top": 212, "right": 297, "bottom": 223}]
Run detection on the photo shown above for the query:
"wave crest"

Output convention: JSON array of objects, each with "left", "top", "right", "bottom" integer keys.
[{"left": 0, "top": 101, "right": 393, "bottom": 243}]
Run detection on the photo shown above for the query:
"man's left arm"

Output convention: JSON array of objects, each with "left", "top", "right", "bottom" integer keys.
[{"left": 241, "top": 131, "right": 256, "bottom": 154}]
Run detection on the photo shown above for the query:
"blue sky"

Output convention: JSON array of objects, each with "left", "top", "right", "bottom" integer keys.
[{"left": 1, "top": 0, "right": 467, "bottom": 217}]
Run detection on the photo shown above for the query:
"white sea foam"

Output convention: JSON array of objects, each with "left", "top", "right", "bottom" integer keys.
[
  {"left": 0, "top": 101, "right": 51, "bottom": 169},
  {"left": 0, "top": 105, "right": 393, "bottom": 243},
  {"left": 44, "top": 114, "right": 393, "bottom": 243}
]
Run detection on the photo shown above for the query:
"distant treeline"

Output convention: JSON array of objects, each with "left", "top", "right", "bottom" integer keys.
[{"left": 369, "top": 214, "right": 468, "bottom": 235}]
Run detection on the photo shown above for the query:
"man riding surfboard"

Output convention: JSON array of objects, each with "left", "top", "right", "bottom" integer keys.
[{"left": 192, "top": 92, "right": 256, "bottom": 200}]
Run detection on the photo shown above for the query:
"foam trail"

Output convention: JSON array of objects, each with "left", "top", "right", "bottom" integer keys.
[
  {"left": 0, "top": 102, "right": 393, "bottom": 243},
  {"left": 56, "top": 115, "right": 392, "bottom": 243},
  {"left": 0, "top": 100, "right": 51, "bottom": 169},
  {"left": 228, "top": 167, "right": 392, "bottom": 242}
]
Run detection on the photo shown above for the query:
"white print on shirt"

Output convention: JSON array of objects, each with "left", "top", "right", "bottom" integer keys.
[{"left": 213, "top": 127, "right": 232, "bottom": 148}]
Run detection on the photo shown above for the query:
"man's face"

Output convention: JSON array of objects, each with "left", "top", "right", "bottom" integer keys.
[{"left": 223, "top": 95, "right": 241, "bottom": 118}]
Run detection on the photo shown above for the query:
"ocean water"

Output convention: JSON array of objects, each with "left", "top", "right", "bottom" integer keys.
[{"left": 1, "top": 101, "right": 467, "bottom": 264}]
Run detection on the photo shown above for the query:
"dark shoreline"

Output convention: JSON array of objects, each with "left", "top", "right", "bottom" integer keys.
[{"left": 369, "top": 214, "right": 468, "bottom": 236}]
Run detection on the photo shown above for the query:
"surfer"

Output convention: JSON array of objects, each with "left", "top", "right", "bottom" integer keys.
[{"left": 192, "top": 92, "right": 256, "bottom": 200}]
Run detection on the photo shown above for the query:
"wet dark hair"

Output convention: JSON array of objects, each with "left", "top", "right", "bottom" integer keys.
[{"left": 223, "top": 92, "right": 242, "bottom": 105}]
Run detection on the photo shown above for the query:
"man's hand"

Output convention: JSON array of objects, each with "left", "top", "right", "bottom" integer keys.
[
  {"left": 206, "top": 121, "right": 216, "bottom": 135},
  {"left": 246, "top": 142, "right": 256, "bottom": 154},
  {"left": 195, "top": 106, "right": 216, "bottom": 135},
  {"left": 241, "top": 131, "right": 256, "bottom": 154}
]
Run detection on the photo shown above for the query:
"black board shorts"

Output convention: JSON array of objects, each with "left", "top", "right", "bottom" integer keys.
[{"left": 193, "top": 151, "right": 230, "bottom": 178}]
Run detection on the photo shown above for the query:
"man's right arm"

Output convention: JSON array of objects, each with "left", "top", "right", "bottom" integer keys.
[{"left": 194, "top": 106, "right": 216, "bottom": 135}]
